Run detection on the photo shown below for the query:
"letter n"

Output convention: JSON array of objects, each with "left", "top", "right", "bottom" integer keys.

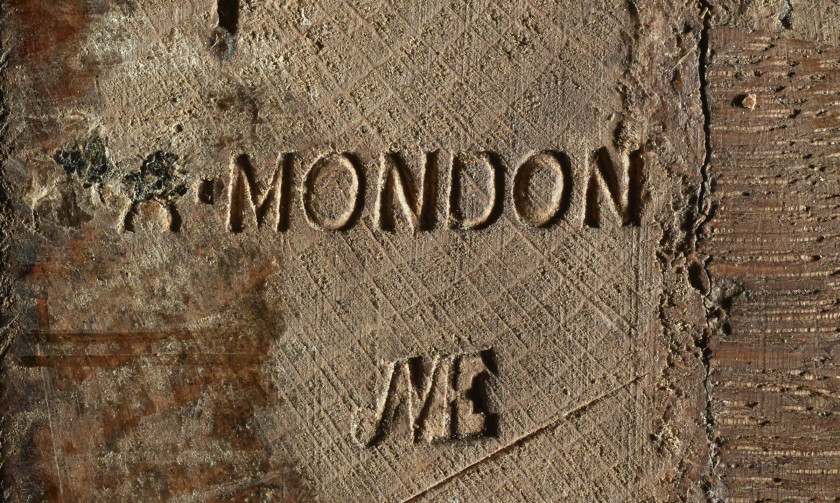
[
  {"left": 227, "top": 153, "right": 291, "bottom": 232},
  {"left": 374, "top": 152, "right": 437, "bottom": 231},
  {"left": 584, "top": 147, "right": 643, "bottom": 227}
]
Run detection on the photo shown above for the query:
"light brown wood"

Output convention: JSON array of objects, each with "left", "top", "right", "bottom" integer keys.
[{"left": 4, "top": 0, "right": 839, "bottom": 501}]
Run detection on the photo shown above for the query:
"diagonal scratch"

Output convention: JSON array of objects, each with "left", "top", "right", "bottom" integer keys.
[{"left": 400, "top": 373, "right": 647, "bottom": 503}]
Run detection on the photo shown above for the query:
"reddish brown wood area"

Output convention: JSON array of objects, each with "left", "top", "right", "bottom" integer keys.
[{"left": 704, "top": 26, "right": 840, "bottom": 502}]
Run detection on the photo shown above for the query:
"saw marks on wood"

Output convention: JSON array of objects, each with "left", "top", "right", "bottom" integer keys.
[{"left": 703, "top": 27, "right": 840, "bottom": 502}]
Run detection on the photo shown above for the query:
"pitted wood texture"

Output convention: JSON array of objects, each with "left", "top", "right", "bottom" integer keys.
[
  {"left": 703, "top": 26, "right": 840, "bottom": 502},
  {"left": 0, "top": 0, "right": 708, "bottom": 501}
]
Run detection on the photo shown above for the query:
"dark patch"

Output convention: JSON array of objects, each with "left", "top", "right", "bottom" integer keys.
[
  {"left": 8, "top": 0, "right": 99, "bottom": 101},
  {"left": 216, "top": 0, "right": 239, "bottom": 34},
  {"left": 210, "top": 27, "right": 236, "bottom": 60},
  {"left": 123, "top": 151, "right": 189, "bottom": 204},
  {"left": 198, "top": 179, "right": 215, "bottom": 204},
  {"left": 779, "top": 0, "right": 793, "bottom": 29},
  {"left": 209, "top": 0, "right": 239, "bottom": 59},
  {"left": 687, "top": 254, "right": 710, "bottom": 294},
  {"left": 53, "top": 136, "right": 113, "bottom": 188},
  {"left": 9, "top": 0, "right": 89, "bottom": 62}
]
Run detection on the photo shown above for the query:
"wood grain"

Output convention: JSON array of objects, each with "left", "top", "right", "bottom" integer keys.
[
  {"left": 15, "top": 0, "right": 838, "bottom": 501},
  {"left": 703, "top": 25, "right": 840, "bottom": 502}
]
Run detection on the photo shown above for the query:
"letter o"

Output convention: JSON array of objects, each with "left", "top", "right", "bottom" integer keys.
[
  {"left": 302, "top": 153, "right": 363, "bottom": 231},
  {"left": 512, "top": 151, "right": 571, "bottom": 228}
]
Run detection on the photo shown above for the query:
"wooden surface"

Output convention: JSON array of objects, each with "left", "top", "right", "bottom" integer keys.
[
  {"left": 0, "top": 0, "right": 838, "bottom": 502},
  {"left": 703, "top": 24, "right": 840, "bottom": 502}
]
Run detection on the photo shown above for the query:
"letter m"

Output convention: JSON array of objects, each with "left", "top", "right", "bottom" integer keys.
[
  {"left": 355, "top": 356, "right": 450, "bottom": 446},
  {"left": 227, "top": 153, "right": 291, "bottom": 233},
  {"left": 584, "top": 147, "right": 644, "bottom": 228}
]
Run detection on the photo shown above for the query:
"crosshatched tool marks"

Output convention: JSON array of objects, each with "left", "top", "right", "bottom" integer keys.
[{"left": 0, "top": 0, "right": 710, "bottom": 501}]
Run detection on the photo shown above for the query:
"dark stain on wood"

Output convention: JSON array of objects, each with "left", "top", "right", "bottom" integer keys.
[
  {"left": 1, "top": 297, "right": 306, "bottom": 501},
  {"left": 7, "top": 0, "right": 100, "bottom": 101}
]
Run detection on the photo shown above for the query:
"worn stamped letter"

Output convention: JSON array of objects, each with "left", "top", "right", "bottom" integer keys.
[{"left": 0, "top": 0, "right": 723, "bottom": 501}]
